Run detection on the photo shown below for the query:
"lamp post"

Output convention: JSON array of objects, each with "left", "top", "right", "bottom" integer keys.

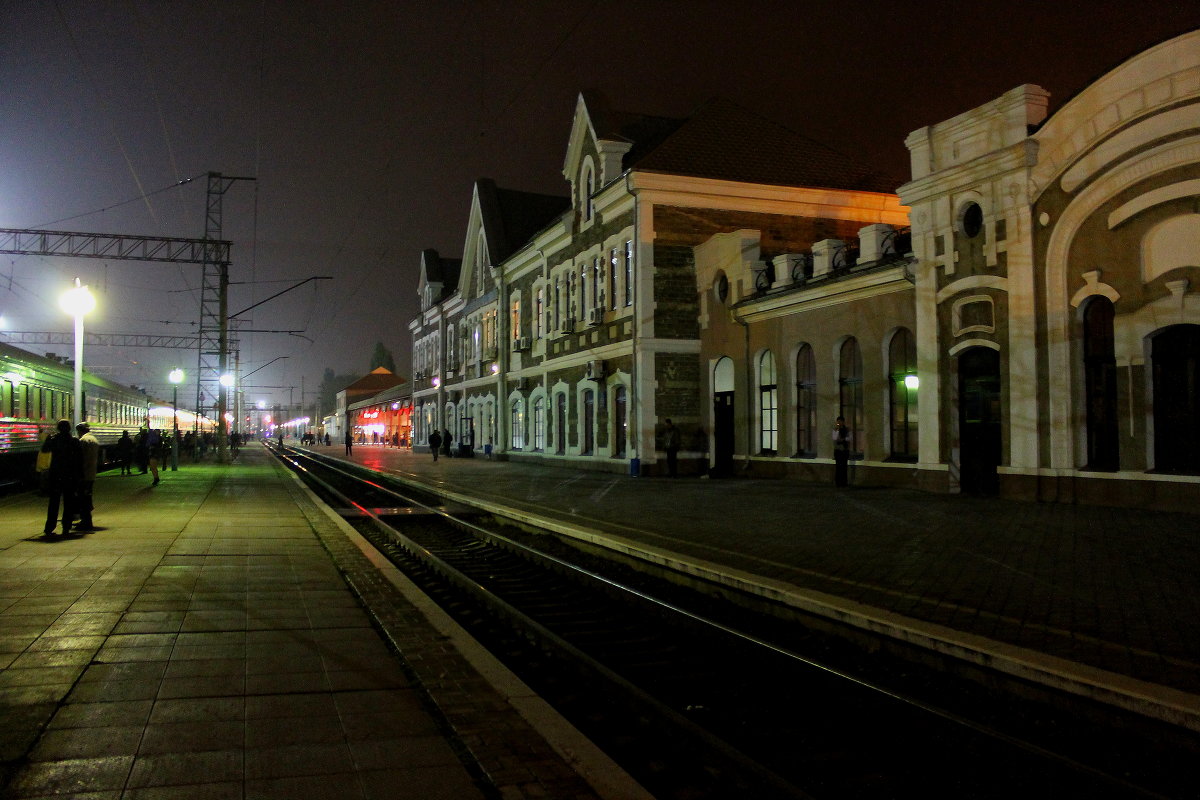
[
  {"left": 169, "top": 368, "right": 185, "bottom": 471},
  {"left": 59, "top": 278, "right": 95, "bottom": 427}
]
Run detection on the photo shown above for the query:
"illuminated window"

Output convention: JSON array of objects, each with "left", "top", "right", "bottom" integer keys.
[
  {"left": 795, "top": 344, "right": 816, "bottom": 456},
  {"left": 510, "top": 400, "right": 524, "bottom": 450},
  {"left": 532, "top": 398, "right": 545, "bottom": 451},
  {"left": 511, "top": 299, "right": 520, "bottom": 341},
  {"left": 759, "top": 351, "right": 778, "bottom": 453},
  {"left": 839, "top": 338, "right": 864, "bottom": 457},
  {"left": 889, "top": 328, "right": 918, "bottom": 460}
]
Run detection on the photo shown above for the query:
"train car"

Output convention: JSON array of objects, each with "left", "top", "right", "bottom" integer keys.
[{"left": 0, "top": 341, "right": 213, "bottom": 486}]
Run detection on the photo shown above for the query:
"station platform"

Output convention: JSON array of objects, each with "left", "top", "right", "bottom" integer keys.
[
  {"left": 324, "top": 442, "right": 1200, "bottom": 733},
  {"left": 0, "top": 446, "right": 628, "bottom": 800}
]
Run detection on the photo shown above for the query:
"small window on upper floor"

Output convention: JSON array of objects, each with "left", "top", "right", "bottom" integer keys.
[
  {"left": 581, "top": 161, "right": 595, "bottom": 223},
  {"left": 961, "top": 203, "right": 983, "bottom": 239}
]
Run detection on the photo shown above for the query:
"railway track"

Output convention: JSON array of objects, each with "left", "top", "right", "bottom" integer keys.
[{"left": 272, "top": 444, "right": 1197, "bottom": 799}]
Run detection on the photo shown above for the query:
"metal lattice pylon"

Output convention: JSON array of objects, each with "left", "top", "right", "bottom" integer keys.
[{"left": 195, "top": 172, "right": 253, "bottom": 462}]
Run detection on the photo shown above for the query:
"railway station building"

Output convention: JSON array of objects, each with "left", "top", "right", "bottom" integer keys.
[
  {"left": 408, "top": 29, "right": 1200, "bottom": 509},
  {"left": 408, "top": 94, "right": 906, "bottom": 473}
]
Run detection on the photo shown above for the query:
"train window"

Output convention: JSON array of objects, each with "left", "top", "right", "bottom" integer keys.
[{"left": 1, "top": 382, "right": 8, "bottom": 417}]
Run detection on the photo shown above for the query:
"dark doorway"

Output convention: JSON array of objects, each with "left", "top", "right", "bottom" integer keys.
[
  {"left": 958, "top": 347, "right": 1002, "bottom": 494},
  {"left": 1083, "top": 298, "right": 1119, "bottom": 470},
  {"left": 713, "top": 392, "right": 735, "bottom": 477},
  {"left": 1152, "top": 325, "right": 1200, "bottom": 473}
]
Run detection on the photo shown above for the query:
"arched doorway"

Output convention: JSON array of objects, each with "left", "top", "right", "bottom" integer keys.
[
  {"left": 958, "top": 347, "right": 1001, "bottom": 494},
  {"left": 1152, "top": 324, "right": 1200, "bottom": 473},
  {"left": 713, "top": 357, "right": 735, "bottom": 477}
]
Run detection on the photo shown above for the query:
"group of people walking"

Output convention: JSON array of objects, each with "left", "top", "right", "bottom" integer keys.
[{"left": 40, "top": 422, "right": 166, "bottom": 537}]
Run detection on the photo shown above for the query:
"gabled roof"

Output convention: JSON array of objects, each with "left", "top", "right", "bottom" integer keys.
[
  {"left": 476, "top": 179, "right": 569, "bottom": 265},
  {"left": 629, "top": 97, "right": 902, "bottom": 193},
  {"left": 341, "top": 367, "right": 405, "bottom": 396},
  {"left": 418, "top": 249, "right": 462, "bottom": 298}
]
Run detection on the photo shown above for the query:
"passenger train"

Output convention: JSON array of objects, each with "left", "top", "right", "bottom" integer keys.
[{"left": 0, "top": 341, "right": 213, "bottom": 485}]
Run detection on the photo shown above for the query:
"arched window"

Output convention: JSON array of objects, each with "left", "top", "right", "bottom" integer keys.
[
  {"left": 889, "top": 328, "right": 918, "bottom": 460},
  {"left": 582, "top": 389, "right": 595, "bottom": 455},
  {"left": 795, "top": 344, "right": 816, "bottom": 456},
  {"left": 1082, "top": 298, "right": 1118, "bottom": 470},
  {"left": 759, "top": 351, "right": 778, "bottom": 453},
  {"left": 556, "top": 394, "right": 567, "bottom": 455},
  {"left": 510, "top": 400, "right": 524, "bottom": 450},
  {"left": 613, "top": 386, "right": 627, "bottom": 458},
  {"left": 839, "top": 338, "right": 863, "bottom": 457},
  {"left": 581, "top": 162, "right": 595, "bottom": 222},
  {"left": 532, "top": 398, "right": 545, "bottom": 451}
]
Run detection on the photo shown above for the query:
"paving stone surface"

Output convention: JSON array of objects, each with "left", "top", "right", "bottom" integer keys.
[{"left": 0, "top": 447, "right": 600, "bottom": 799}]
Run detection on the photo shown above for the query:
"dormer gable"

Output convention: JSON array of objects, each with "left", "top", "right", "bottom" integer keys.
[
  {"left": 416, "top": 248, "right": 461, "bottom": 311},
  {"left": 562, "top": 92, "right": 634, "bottom": 218}
]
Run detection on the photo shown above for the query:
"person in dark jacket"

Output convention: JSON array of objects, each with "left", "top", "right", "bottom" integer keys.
[
  {"left": 115, "top": 430, "right": 134, "bottom": 475},
  {"left": 428, "top": 429, "right": 442, "bottom": 461},
  {"left": 42, "top": 419, "right": 83, "bottom": 536}
]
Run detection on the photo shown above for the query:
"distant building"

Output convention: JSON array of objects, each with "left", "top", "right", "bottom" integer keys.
[
  {"left": 409, "top": 93, "right": 904, "bottom": 471},
  {"left": 331, "top": 367, "right": 405, "bottom": 442}
]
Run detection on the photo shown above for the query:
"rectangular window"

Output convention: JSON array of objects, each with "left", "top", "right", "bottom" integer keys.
[
  {"left": 554, "top": 276, "right": 562, "bottom": 328},
  {"left": 760, "top": 386, "right": 778, "bottom": 453},
  {"left": 535, "top": 289, "right": 544, "bottom": 338},
  {"left": 592, "top": 256, "right": 602, "bottom": 310},
  {"left": 609, "top": 248, "right": 618, "bottom": 310},
  {"left": 624, "top": 240, "right": 634, "bottom": 306},
  {"left": 533, "top": 400, "right": 545, "bottom": 451},
  {"left": 511, "top": 299, "right": 520, "bottom": 341},
  {"left": 580, "top": 262, "right": 588, "bottom": 313}
]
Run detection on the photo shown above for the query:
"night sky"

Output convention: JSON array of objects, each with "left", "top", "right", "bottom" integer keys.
[{"left": 2, "top": 1, "right": 1198, "bottom": 415}]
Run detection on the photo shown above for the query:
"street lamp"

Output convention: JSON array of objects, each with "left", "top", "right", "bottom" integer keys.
[
  {"left": 169, "top": 368, "right": 185, "bottom": 471},
  {"left": 59, "top": 278, "right": 95, "bottom": 427}
]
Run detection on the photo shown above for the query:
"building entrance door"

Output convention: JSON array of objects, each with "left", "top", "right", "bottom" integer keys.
[
  {"left": 1152, "top": 324, "right": 1200, "bottom": 473},
  {"left": 958, "top": 347, "right": 1001, "bottom": 494},
  {"left": 713, "top": 392, "right": 735, "bottom": 477}
]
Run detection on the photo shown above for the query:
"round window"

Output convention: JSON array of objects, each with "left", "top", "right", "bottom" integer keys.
[
  {"left": 961, "top": 203, "right": 983, "bottom": 239},
  {"left": 714, "top": 273, "right": 730, "bottom": 305}
]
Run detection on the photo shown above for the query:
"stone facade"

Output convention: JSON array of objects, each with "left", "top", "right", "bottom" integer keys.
[{"left": 405, "top": 31, "right": 1199, "bottom": 507}]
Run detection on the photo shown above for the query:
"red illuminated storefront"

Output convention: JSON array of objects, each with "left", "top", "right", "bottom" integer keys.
[{"left": 348, "top": 394, "right": 412, "bottom": 447}]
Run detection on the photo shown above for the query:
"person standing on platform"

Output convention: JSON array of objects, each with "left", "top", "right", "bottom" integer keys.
[
  {"left": 663, "top": 418, "right": 681, "bottom": 477},
  {"left": 75, "top": 423, "right": 100, "bottom": 531},
  {"left": 442, "top": 428, "right": 453, "bottom": 458},
  {"left": 134, "top": 427, "right": 150, "bottom": 474},
  {"left": 428, "top": 429, "right": 442, "bottom": 461},
  {"left": 41, "top": 419, "right": 82, "bottom": 536},
  {"left": 115, "top": 430, "right": 134, "bottom": 475},
  {"left": 344, "top": 431, "right": 353, "bottom": 456},
  {"left": 147, "top": 428, "right": 162, "bottom": 486},
  {"left": 833, "top": 416, "right": 851, "bottom": 488}
]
